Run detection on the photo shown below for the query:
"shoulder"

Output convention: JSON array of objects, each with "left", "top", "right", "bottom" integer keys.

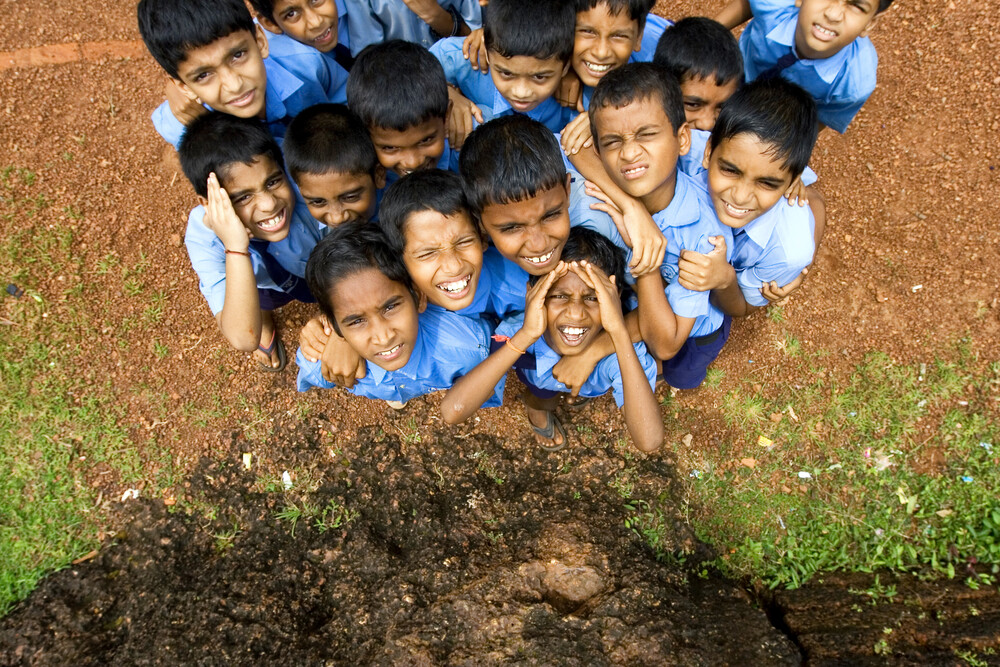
[
  {"left": 430, "top": 36, "right": 466, "bottom": 59},
  {"left": 843, "top": 37, "right": 878, "bottom": 93},
  {"left": 748, "top": 0, "right": 796, "bottom": 20},
  {"left": 770, "top": 204, "right": 815, "bottom": 266},
  {"left": 421, "top": 307, "right": 492, "bottom": 351}
]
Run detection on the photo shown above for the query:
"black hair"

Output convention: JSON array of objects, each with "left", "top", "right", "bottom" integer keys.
[
  {"left": 484, "top": 0, "right": 576, "bottom": 63},
  {"left": 346, "top": 40, "right": 449, "bottom": 132},
  {"left": 710, "top": 78, "right": 818, "bottom": 179},
  {"left": 246, "top": 0, "right": 277, "bottom": 21},
  {"left": 588, "top": 62, "right": 686, "bottom": 138},
  {"left": 653, "top": 17, "right": 743, "bottom": 87},
  {"left": 283, "top": 104, "right": 378, "bottom": 181},
  {"left": 305, "top": 223, "right": 417, "bottom": 334},
  {"left": 528, "top": 227, "right": 626, "bottom": 292},
  {"left": 137, "top": 0, "right": 255, "bottom": 79},
  {"left": 574, "top": 0, "right": 655, "bottom": 33},
  {"left": 459, "top": 115, "right": 568, "bottom": 218},
  {"left": 877, "top": 0, "right": 894, "bottom": 14},
  {"left": 377, "top": 170, "right": 471, "bottom": 253},
  {"left": 178, "top": 112, "right": 283, "bottom": 198}
]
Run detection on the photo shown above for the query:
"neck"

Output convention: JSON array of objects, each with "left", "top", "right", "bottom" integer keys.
[{"left": 641, "top": 171, "right": 678, "bottom": 214}]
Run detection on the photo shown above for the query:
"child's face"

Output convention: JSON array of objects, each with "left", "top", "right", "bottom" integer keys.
[
  {"left": 703, "top": 133, "right": 795, "bottom": 229},
  {"left": 543, "top": 267, "right": 604, "bottom": 357},
  {"left": 174, "top": 27, "right": 269, "bottom": 119},
  {"left": 402, "top": 210, "right": 485, "bottom": 311},
  {"left": 572, "top": 5, "right": 643, "bottom": 88},
  {"left": 216, "top": 155, "right": 295, "bottom": 242},
  {"left": 295, "top": 169, "right": 382, "bottom": 227},
  {"left": 328, "top": 268, "right": 424, "bottom": 371},
  {"left": 478, "top": 178, "right": 571, "bottom": 276},
  {"left": 369, "top": 118, "right": 447, "bottom": 178},
  {"left": 593, "top": 96, "right": 690, "bottom": 213},
  {"left": 260, "top": 0, "right": 339, "bottom": 52},
  {"left": 794, "top": 0, "right": 879, "bottom": 60},
  {"left": 487, "top": 52, "right": 569, "bottom": 113},
  {"left": 680, "top": 75, "right": 741, "bottom": 132}
]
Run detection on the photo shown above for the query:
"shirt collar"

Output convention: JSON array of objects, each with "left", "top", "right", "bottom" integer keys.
[
  {"left": 767, "top": 12, "right": 850, "bottom": 84},
  {"left": 652, "top": 171, "right": 700, "bottom": 228},
  {"left": 263, "top": 58, "right": 305, "bottom": 123},
  {"left": 530, "top": 335, "right": 562, "bottom": 377},
  {"left": 741, "top": 203, "right": 780, "bottom": 248}
]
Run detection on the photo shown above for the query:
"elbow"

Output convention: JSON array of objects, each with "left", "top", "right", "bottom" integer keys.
[
  {"left": 647, "top": 336, "right": 682, "bottom": 362},
  {"left": 440, "top": 401, "right": 468, "bottom": 425}
]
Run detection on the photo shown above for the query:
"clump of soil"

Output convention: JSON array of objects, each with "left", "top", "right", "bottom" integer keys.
[{"left": 0, "top": 412, "right": 799, "bottom": 665}]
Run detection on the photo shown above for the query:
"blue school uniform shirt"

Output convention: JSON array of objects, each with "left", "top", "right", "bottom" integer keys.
[
  {"left": 739, "top": 0, "right": 878, "bottom": 133},
  {"left": 263, "top": 31, "right": 349, "bottom": 105},
  {"left": 495, "top": 313, "right": 657, "bottom": 407},
  {"left": 295, "top": 307, "right": 502, "bottom": 405},
  {"left": 344, "top": 0, "right": 482, "bottom": 54},
  {"left": 430, "top": 37, "right": 575, "bottom": 133},
  {"left": 580, "top": 14, "right": 672, "bottom": 112},
  {"left": 680, "top": 128, "right": 818, "bottom": 185},
  {"left": 184, "top": 202, "right": 325, "bottom": 316},
  {"left": 151, "top": 56, "right": 340, "bottom": 149},
  {"left": 428, "top": 247, "right": 528, "bottom": 319}
]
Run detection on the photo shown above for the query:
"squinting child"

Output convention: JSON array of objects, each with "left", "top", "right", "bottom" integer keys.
[
  {"left": 297, "top": 223, "right": 501, "bottom": 409},
  {"left": 283, "top": 103, "right": 384, "bottom": 227},
  {"left": 441, "top": 228, "right": 662, "bottom": 453},
  {"left": 346, "top": 40, "right": 459, "bottom": 180},
  {"left": 139, "top": 0, "right": 341, "bottom": 148},
  {"left": 678, "top": 77, "right": 826, "bottom": 313},
  {"left": 716, "top": 0, "right": 893, "bottom": 133},
  {"left": 179, "top": 113, "right": 325, "bottom": 371}
]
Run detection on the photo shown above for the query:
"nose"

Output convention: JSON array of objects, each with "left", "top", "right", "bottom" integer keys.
[
  {"left": 304, "top": 7, "right": 323, "bottom": 30},
  {"left": 592, "top": 36, "right": 612, "bottom": 60},
  {"left": 621, "top": 136, "right": 642, "bottom": 161},
  {"left": 370, "top": 317, "right": 393, "bottom": 347},
  {"left": 397, "top": 150, "right": 423, "bottom": 173},
  {"left": 257, "top": 189, "right": 278, "bottom": 212},
  {"left": 219, "top": 66, "right": 242, "bottom": 94},
  {"left": 565, "top": 297, "right": 586, "bottom": 320},
  {"left": 511, "top": 80, "right": 532, "bottom": 101},
  {"left": 824, "top": 1, "right": 845, "bottom": 21},
  {"left": 731, "top": 179, "right": 753, "bottom": 206},
  {"left": 692, "top": 111, "right": 713, "bottom": 132},
  {"left": 440, "top": 249, "right": 463, "bottom": 274},
  {"left": 523, "top": 226, "right": 549, "bottom": 255},
  {"left": 328, "top": 203, "right": 351, "bottom": 225}
]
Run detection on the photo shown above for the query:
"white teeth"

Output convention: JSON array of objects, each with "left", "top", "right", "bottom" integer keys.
[
  {"left": 724, "top": 201, "right": 751, "bottom": 215},
  {"left": 523, "top": 250, "right": 554, "bottom": 264},
  {"left": 560, "top": 326, "right": 587, "bottom": 336},
  {"left": 585, "top": 61, "right": 612, "bottom": 73},
  {"left": 257, "top": 209, "right": 284, "bottom": 230},
  {"left": 623, "top": 166, "right": 646, "bottom": 176},
  {"left": 814, "top": 24, "right": 837, "bottom": 37},
  {"left": 376, "top": 344, "right": 401, "bottom": 357},
  {"left": 438, "top": 276, "right": 471, "bottom": 293}
]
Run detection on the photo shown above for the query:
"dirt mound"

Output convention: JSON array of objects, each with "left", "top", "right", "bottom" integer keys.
[{"left": 0, "top": 415, "right": 797, "bottom": 665}]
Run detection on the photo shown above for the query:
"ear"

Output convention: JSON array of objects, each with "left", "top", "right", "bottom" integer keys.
[
  {"left": 254, "top": 24, "right": 270, "bottom": 59},
  {"left": 701, "top": 137, "right": 712, "bottom": 171},
  {"left": 861, "top": 13, "right": 882, "bottom": 36},
  {"left": 563, "top": 172, "right": 572, "bottom": 196},
  {"left": 633, "top": 26, "right": 645, "bottom": 53},
  {"left": 794, "top": 0, "right": 802, "bottom": 7},
  {"left": 374, "top": 165, "right": 387, "bottom": 190},
  {"left": 561, "top": 60, "right": 572, "bottom": 78},
  {"left": 676, "top": 121, "right": 691, "bottom": 157},
  {"left": 257, "top": 15, "right": 283, "bottom": 35},
  {"left": 171, "top": 75, "right": 196, "bottom": 99},
  {"left": 416, "top": 290, "right": 428, "bottom": 313},
  {"left": 197, "top": 195, "right": 209, "bottom": 207}
]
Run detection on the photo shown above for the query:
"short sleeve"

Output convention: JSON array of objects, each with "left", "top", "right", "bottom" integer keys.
[{"left": 151, "top": 101, "right": 192, "bottom": 149}]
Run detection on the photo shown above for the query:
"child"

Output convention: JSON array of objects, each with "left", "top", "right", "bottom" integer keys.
[
  {"left": 248, "top": 0, "right": 352, "bottom": 102},
  {"left": 298, "top": 168, "right": 526, "bottom": 385},
  {"left": 178, "top": 113, "right": 326, "bottom": 371},
  {"left": 441, "top": 228, "right": 662, "bottom": 453},
  {"left": 677, "top": 78, "right": 826, "bottom": 315},
  {"left": 296, "top": 223, "right": 502, "bottom": 410},
  {"left": 715, "top": 0, "right": 892, "bottom": 133},
  {"left": 430, "top": 0, "right": 577, "bottom": 141},
  {"left": 282, "top": 104, "right": 384, "bottom": 227},
  {"left": 138, "top": 0, "right": 342, "bottom": 148},
  {"left": 346, "top": 40, "right": 459, "bottom": 181},
  {"left": 344, "top": 0, "right": 482, "bottom": 54},
  {"left": 587, "top": 63, "right": 734, "bottom": 390}
]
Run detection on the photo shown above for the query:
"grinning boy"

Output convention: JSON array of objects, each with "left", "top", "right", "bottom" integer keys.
[
  {"left": 179, "top": 113, "right": 325, "bottom": 371},
  {"left": 430, "top": 0, "right": 578, "bottom": 143},
  {"left": 282, "top": 104, "right": 384, "bottom": 227},
  {"left": 716, "top": 0, "right": 893, "bottom": 133},
  {"left": 677, "top": 78, "right": 826, "bottom": 314},
  {"left": 139, "top": 0, "right": 343, "bottom": 148},
  {"left": 441, "top": 228, "right": 662, "bottom": 453},
  {"left": 588, "top": 63, "right": 734, "bottom": 390},
  {"left": 296, "top": 223, "right": 502, "bottom": 409},
  {"left": 346, "top": 40, "right": 460, "bottom": 181}
]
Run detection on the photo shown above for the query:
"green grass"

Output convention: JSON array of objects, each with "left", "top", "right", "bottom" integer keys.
[
  {"left": 659, "top": 345, "right": 1000, "bottom": 589},
  {"left": 0, "top": 168, "right": 138, "bottom": 614}
]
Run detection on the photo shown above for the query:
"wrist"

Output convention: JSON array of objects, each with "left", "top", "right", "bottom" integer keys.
[{"left": 510, "top": 329, "right": 537, "bottom": 352}]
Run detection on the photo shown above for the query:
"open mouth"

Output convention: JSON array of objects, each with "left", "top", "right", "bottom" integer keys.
[
  {"left": 227, "top": 90, "right": 256, "bottom": 109},
  {"left": 721, "top": 200, "right": 753, "bottom": 219},
  {"left": 521, "top": 249, "right": 555, "bottom": 266},
  {"left": 582, "top": 60, "right": 614, "bottom": 77},
  {"left": 375, "top": 343, "right": 403, "bottom": 361},
  {"left": 313, "top": 27, "right": 335, "bottom": 46},
  {"left": 811, "top": 23, "right": 838, "bottom": 40},
  {"left": 558, "top": 325, "right": 590, "bottom": 346},
  {"left": 622, "top": 164, "right": 648, "bottom": 180},
  {"left": 436, "top": 274, "right": 472, "bottom": 298},
  {"left": 256, "top": 208, "right": 287, "bottom": 232},
  {"left": 509, "top": 99, "right": 535, "bottom": 112}
]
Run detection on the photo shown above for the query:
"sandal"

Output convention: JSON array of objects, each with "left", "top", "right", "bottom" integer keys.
[
  {"left": 564, "top": 395, "right": 594, "bottom": 410},
  {"left": 257, "top": 330, "right": 287, "bottom": 372},
  {"left": 529, "top": 410, "right": 567, "bottom": 452}
]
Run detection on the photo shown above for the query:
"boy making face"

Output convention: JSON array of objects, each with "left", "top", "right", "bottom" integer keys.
[
  {"left": 251, "top": 0, "right": 344, "bottom": 54},
  {"left": 283, "top": 104, "right": 383, "bottom": 227}
]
